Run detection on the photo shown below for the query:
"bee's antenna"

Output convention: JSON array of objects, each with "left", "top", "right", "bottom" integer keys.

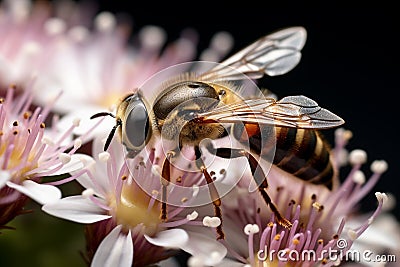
[
  {"left": 90, "top": 112, "right": 116, "bottom": 119},
  {"left": 90, "top": 112, "right": 120, "bottom": 151},
  {"left": 104, "top": 119, "right": 122, "bottom": 151}
]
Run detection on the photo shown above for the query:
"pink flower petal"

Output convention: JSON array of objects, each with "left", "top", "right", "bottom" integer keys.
[
  {"left": 42, "top": 195, "right": 111, "bottom": 223},
  {"left": 6, "top": 180, "right": 61, "bottom": 205},
  {"left": 144, "top": 229, "right": 189, "bottom": 248},
  {"left": 92, "top": 225, "right": 134, "bottom": 267}
]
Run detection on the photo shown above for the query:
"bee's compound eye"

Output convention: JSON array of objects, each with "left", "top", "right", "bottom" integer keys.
[{"left": 124, "top": 99, "right": 150, "bottom": 150}]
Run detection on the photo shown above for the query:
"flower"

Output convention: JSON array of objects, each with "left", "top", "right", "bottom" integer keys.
[
  {"left": 0, "top": 84, "right": 95, "bottom": 229},
  {"left": 0, "top": 0, "right": 49, "bottom": 87},
  {"left": 340, "top": 193, "right": 400, "bottom": 267},
  {"left": 185, "top": 128, "right": 390, "bottom": 267},
  {"left": 42, "top": 137, "right": 227, "bottom": 267},
  {"left": 2, "top": 0, "right": 234, "bottom": 138}
]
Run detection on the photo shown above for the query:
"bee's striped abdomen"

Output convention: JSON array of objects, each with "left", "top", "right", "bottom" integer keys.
[
  {"left": 233, "top": 123, "right": 334, "bottom": 190},
  {"left": 273, "top": 127, "right": 334, "bottom": 189}
]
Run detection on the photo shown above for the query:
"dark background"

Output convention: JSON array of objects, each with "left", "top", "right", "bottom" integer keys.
[{"left": 95, "top": 1, "right": 399, "bottom": 219}]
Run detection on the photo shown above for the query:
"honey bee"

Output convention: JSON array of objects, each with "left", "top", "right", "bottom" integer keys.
[{"left": 91, "top": 27, "right": 344, "bottom": 240}]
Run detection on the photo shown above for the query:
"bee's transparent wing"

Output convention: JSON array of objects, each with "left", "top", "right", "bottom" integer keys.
[
  {"left": 196, "top": 95, "right": 344, "bottom": 129},
  {"left": 200, "top": 27, "right": 307, "bottom": 82}
]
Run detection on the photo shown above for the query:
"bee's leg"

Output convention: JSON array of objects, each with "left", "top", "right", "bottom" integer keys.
[
  {"left": 160, "top": 151, "right": 174, "bottom": 221},
  {"left": 194, "top": 146, "right": 225, "bottom": 240},
  {"left": 204, "top": 142, "right": 292, "bottom": 229}
]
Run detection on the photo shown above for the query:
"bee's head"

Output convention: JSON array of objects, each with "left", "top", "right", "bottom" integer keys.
[
  {"left": 91, "top": 91, "right": 151, "bottom": 158},
  {"left": 119, "top": 92, "right": 151, "bottom": 158}
]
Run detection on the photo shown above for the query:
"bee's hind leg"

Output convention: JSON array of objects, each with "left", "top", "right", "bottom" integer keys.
[
  {"left": 203, "top": 141, "right": 292, "bottom": 229},
  {"left": 194, "top": 146, "right": 225, "bottom": 240}
]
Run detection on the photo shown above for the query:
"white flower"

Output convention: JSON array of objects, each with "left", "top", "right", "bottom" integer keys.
[
  {"left": 0, "top": 85, "right": 93, "bottom": 228},
  {"left": 42, "top": 138, "right": 226, "bottom": 267}
]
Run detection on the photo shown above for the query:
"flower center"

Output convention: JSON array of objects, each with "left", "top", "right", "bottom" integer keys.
[
  {"left": 113, "top": 183, "right": 161, "bottom": 235},
  {"left": 0, "top": 134, "right": 38, "bottom": 178}
]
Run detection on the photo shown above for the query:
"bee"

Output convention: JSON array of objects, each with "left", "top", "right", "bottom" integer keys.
[{"left": 91, "top": 27, "right": 344, "bottom": 240}]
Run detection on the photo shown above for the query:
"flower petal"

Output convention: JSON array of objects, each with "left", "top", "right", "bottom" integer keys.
[
  {"left": 144, "top": 229, "right": 189, "bottom": 248},
  {"left": 182, "top": 230, "right": 227, "bottom": 266},
  {"left": 76, "top": 164, "right": 111, "bottom": 198},
  {"left": 6, "top": 180, "right": 61, "bottom": 205},
  {"left": 74, "top": 172, "right": 106, "bottom": 198},
  {"left": 42, "top": 195, "right": 111, "bottom": 223},
  {"left": 349, "top": 213, "right": 400, "bottom": 252},
  {"left": 71, "top": 155, "right": 104, "bottom": 193},
  {"left": 0, "top": 170, "right": 11, "bottom": 189},
  {"left": 91, "top": 225, "right": 134, "bottom": 267}
]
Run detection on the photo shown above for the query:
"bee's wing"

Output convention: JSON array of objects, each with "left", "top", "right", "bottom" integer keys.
[
  {"left": 196, "top": 95, "right": 344, "bottom": 129},
  {"left": 199, "top": 27, "right": 307, "bottom": 82}
]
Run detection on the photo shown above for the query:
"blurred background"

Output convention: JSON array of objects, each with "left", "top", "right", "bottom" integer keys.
[{"left": 0, "top": 1, "right": 398, "bottom": 266}]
